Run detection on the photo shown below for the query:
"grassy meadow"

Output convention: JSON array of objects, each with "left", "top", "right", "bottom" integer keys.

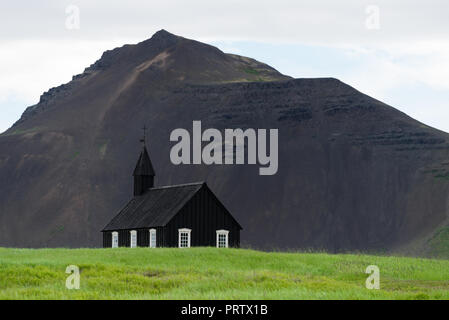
[{"left": 0, "top": 247, "right": 448, "bottom": 300}]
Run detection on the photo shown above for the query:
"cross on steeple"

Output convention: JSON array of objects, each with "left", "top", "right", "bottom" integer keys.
[{"left": 140, "top": 125, "right": 147, "bottom": 145}]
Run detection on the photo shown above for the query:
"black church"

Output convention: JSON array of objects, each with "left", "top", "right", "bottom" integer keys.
[{"left": 102, "top": 135, "right": 242, "bottom": 248}]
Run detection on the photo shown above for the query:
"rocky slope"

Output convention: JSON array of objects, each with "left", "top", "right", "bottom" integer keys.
[{"left": 1, "top": 30, "right": 448, "bottom": 255}]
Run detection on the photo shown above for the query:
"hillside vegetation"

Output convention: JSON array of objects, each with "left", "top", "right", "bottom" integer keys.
[{"left": 0, "top": 248, "right": 449, "bottom": 299}]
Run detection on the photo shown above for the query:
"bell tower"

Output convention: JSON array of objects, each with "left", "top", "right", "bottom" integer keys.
[{"left": 133, "top": 125, "right": 155, "bottom": 196}]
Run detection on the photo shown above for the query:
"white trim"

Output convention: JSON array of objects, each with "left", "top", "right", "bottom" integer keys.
[
  {"left": 149, "top": 229, "right": 157, "bottom": 248},
  {"left": 178, "top": 228, "right": 191, "bottom": 248},
  {"left": 112, "top": 231, "right": 118, "bottom": 248},
  {"left": 216, "top": 230, "right": 229, "bottom": 248},
  {"left": 130, "top": 230, "right": 137, "bottom": 248}
]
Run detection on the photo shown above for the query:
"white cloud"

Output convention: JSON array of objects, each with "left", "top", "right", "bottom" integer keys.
[
  {"left": 339, "top": 42, "right": 449, "bottom": 98},
  {"left": 0, "top": 39, "right": 133, "bottom": 103},
  {"left": 0, "top": 38, "right": 133, "bottom": 132},
  {"left": 2, "top": 1, "right": 449, "bottom": 44}
]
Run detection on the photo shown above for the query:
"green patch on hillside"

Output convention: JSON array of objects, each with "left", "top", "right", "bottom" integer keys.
[
  {"left": 2, "top": 127, "right": 42, "bottom": 137},
  {"left": 99, "top": 142, "right": 108, "bottom": 159},
  {"left": 0, "top": 247, "right": 448, "bottom": 300},
  {"left": 434, "top": 172, "right": 449, "bottom": 180},
  {"left": 427, "top": 227, "right": 449, "bottom": 257},
  {"left": 49, "top": 226, "right": 65, "bottom": 238},
  {"left": 239, "top": 67, "right": 271, "bottom": 82},
  {"left": 242, "top": 67, "right": 260, "bottom": 75}
]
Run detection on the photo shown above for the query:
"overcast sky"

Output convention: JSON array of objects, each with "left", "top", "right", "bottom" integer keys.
[{"left": 1, "top": 0, "right": 449, "bottom": 133}]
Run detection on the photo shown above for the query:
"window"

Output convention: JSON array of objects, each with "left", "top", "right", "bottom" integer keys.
[
  {"left": 149, "top": 229, "right": 156, "bottom": 248},
  {"left": 130, "top": 230, "right": 137, "bottom": 248},
  {"left": 112, "top": 231, "right": 118, "bottom": 248},
  {"left": 216, "top": 230, "right": 229, "bottom": 248},
  {"left": 178, "top": 228, "right": 191, "bottom": 248}
]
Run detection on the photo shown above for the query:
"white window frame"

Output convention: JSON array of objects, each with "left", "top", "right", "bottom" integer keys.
[
  {"left": 112, "top": 231, "right": 118, "bottom": 248},
  {"left": 178, "top": 228, "right": 191, "bottom": 248},
  {"left": 216, "top": 230, "right": 229, "bottom": 248},
  {"left": 149, "top": 229, "right": 157, "bottom": 248},
  {"left": 130, "top": 230, "right": 137, "bottom": 248}
]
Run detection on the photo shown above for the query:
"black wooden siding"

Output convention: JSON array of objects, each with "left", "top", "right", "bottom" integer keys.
[
  {"left": 103, "top": 231, "right": 112, "bottom": 247},
  {"left": 164, "top": 187, "right": 240, "bottom": 247}
]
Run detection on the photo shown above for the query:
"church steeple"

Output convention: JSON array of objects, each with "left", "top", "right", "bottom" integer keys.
[{"left": 133, "top": 126, "right": 155, "bottom": 196}]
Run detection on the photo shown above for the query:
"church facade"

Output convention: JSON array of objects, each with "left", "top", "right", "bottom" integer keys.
[{"left": 101, "top": 137, "right": 242, "bottom": 248}]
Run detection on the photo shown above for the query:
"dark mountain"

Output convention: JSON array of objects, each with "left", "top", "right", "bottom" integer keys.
[{"left": 1, "top": 30, "right": 449, "bottom": 256}]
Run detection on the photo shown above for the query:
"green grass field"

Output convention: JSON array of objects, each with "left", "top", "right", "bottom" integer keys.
[{"left": 0, "top": 247, "right": 448, "bottom": 300}]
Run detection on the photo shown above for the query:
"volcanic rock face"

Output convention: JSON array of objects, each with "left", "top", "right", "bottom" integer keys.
[{"left": 1, "top": 30, "right": 449, "bottom": 254}]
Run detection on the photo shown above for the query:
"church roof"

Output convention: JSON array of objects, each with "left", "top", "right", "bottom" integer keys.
[
  {"left": 133, "top": 145, "right": 155, "bottom": 176},
  {"left": 102, "top": 182, "right": 205, "bottom": 231}
]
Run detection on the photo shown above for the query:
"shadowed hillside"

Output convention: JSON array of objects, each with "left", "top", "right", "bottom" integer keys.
[{"left": 1, "top": 30, "right": 449, "bottom": 256}]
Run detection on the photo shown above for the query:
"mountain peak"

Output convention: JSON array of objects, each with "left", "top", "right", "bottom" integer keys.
[
  {"left": 141, "top": 29, "right": 180, "bottom": 48},
  {"left": 131, "top": 30, "right": 290, "bottom": 85},
  {"left": 151, "top": 29, "right": 177, "bottom": 39}
]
